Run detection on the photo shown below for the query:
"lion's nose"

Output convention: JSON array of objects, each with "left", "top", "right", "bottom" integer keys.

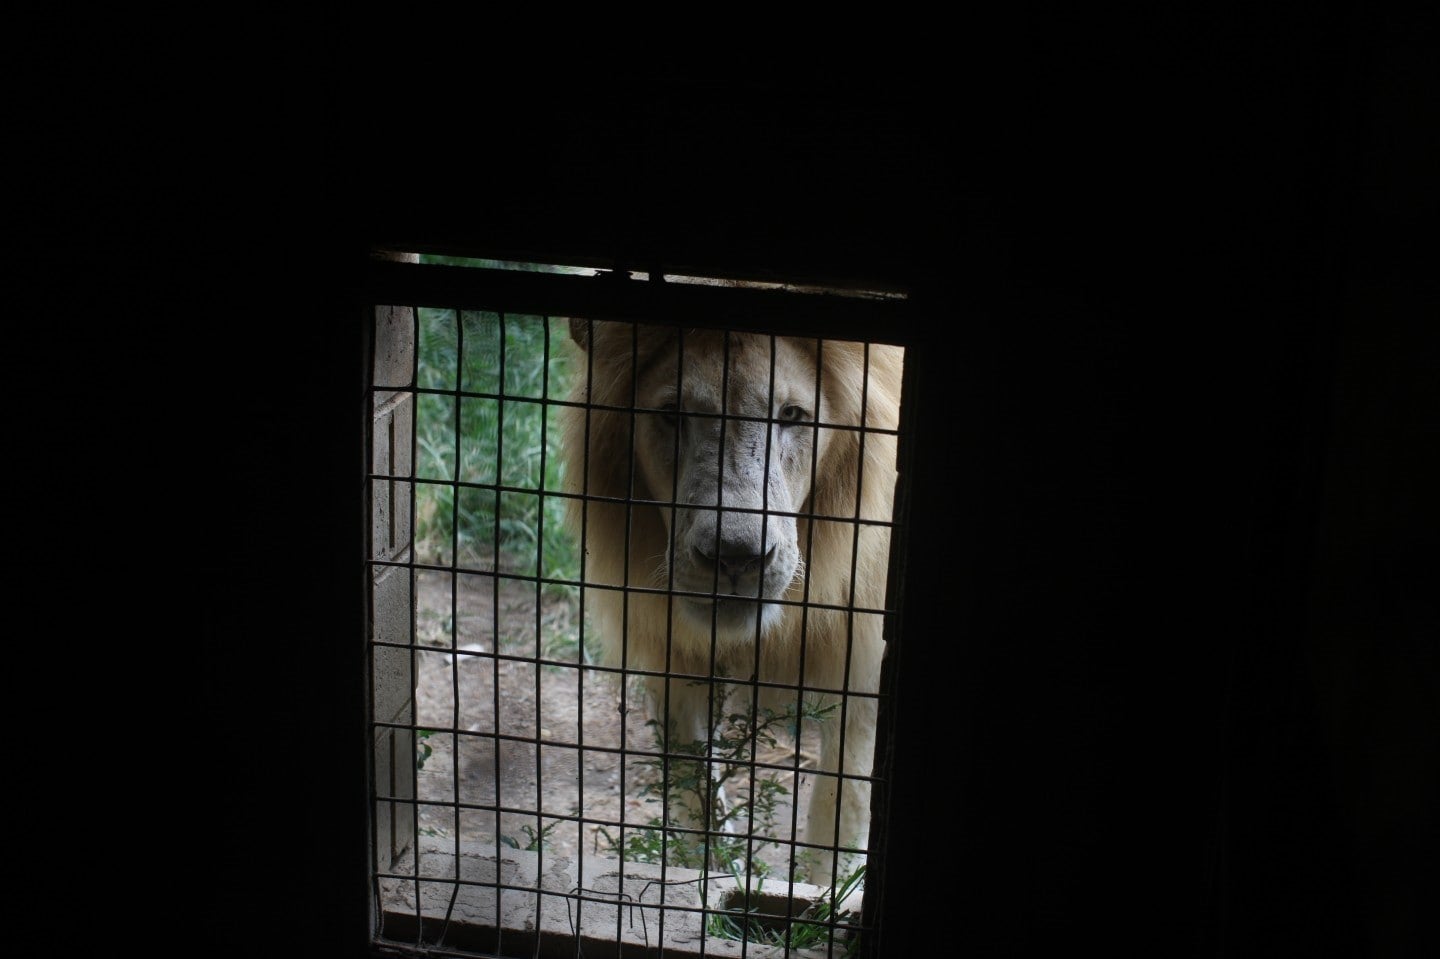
[{"left": 694, "top": 540, "right": 777, "bottom": 588}]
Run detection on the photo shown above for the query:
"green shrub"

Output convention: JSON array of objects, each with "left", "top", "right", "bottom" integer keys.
[{"left": 410, "top": 297, "right": 577, "bottom": 586}]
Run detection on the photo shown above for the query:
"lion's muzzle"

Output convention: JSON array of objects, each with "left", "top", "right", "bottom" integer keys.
[
  {"left": 683, "top": 514, "right": 783, "bottom": 597},
  {"left": 667, "top": 421, "right": 801, "bottom": 636}
]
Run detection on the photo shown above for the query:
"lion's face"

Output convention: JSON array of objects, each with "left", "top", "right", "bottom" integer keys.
[{"left": 629, "top": 330, "right": 829, "bottom": 638}]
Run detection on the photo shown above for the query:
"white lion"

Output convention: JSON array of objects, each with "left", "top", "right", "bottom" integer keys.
[{"left": 563, "top": 319, "right": 901, "bottom": 883}]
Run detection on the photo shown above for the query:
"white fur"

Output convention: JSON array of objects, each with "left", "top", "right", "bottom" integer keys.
[{"left": 563, "top": 322, "right": 901, "bottom": 883}]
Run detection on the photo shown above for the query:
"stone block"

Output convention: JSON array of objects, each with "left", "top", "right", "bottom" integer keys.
[{"left": 374, "top": 303, "right": 415, "bottom": 390}]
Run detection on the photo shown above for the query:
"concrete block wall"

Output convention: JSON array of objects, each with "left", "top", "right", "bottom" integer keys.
[{"left": 371, "top": 297, "right": 418, "bottom": 867}]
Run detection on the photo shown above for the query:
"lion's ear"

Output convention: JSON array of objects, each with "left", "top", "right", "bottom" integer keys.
[{"left": 568, "top": 317, "right": 590, "bottom": 351}]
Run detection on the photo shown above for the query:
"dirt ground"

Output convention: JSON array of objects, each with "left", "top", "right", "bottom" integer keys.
[{"left": 407, "top": 566, "right": 821, "bottom": 877}]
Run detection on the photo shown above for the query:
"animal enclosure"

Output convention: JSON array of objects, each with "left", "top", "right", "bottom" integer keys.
[{"left": 367, "top": 264, "right": 910, "bottom": 957}]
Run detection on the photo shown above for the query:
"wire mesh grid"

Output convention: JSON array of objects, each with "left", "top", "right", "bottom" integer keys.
[{"left": 368, "top": 299, "right": 904, "bottom": 958}]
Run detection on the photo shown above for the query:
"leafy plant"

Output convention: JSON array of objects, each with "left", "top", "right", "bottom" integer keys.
[
  {"left": 596, "top": 695, "right": 838, "bottom": 880},
  {"left": 415, "top": 729, "right": 435, "bottom": 770},
  {"left": 706, "top": 862, "right": 866, "bottom": 953},
  {"left": 501, "top": 821, "right": 561, "bottom": 853}
]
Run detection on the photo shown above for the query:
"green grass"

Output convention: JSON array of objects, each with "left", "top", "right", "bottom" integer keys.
[
  {"left": 707, "top": 862, "right": 865, "bottom": 954},
  {"left": 410, "top": 291, "right": 578, "bottom": 587}
]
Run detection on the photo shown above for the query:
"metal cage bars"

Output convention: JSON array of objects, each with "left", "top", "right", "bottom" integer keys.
[{"left": 368, "top": 264, "right": 913, "bottom": 958}]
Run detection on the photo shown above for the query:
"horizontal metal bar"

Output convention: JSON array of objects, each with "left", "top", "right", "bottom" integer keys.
[
  {"left": 372, "top": 720, "right": 882, "bottom": 784},
  {"left": 359, "top": 260, "right": 919, "bottom": 346},
  {"left": 363, "top": 561, "right": 897, "bottom": 616}
]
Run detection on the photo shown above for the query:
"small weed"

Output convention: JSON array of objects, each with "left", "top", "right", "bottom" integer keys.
[
  {"left": 415, "top": 729, "right": 435, "bottom": 770},
  {"left": 706, "top": 862, "right": 866, "bottom": 954},
  {"left": 595, "top": 819, "right": 709, "bottom": 871},
  {"left": 501, "top": 821, "right": 561, "bottom": 853},
  {"left": 595, "top": 695, "right": 836, "bottom": 879}
]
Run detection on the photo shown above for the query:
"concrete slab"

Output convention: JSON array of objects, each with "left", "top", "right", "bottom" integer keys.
[{"left": 377, "top": 837, "right": 863, "bottom": 958}]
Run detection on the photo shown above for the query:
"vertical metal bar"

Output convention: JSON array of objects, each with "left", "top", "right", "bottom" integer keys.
[
  {"left": 863, "top": 340, "right": 915, "bottom": 959},
  {"left": 741, "top": 334, "right": 781, "bottom": 959},
  {"left": 616, "top": 320, "right": 640, "bottom": 949},
  {"left": 827, "top": 340, "right": 874, "bottom": 953},
  {"left": 493, "top": 310, "right": 507, "bottom": 955},
  {"left": 406, "top": 303, "right": 424, "bottom": 945},
  {"left": 657, "top": 322, "right": 686, "bottom": 956},
  {"left": 435, "top": 308, "right": 465, "bottom": 946},
  {"left": 365, "top": 307, "right": 381, "bottom": 942},
  {"left": 697, "top": 329, "right": 736, "bottom": 957},
  {"left": 787, "top": 336, "right": 825, "bottom": 893},
  {"left": 575, "top": 317, "right": 596, "bottom": 953},
  {"left": 534, "top": 317, "right": 552, "bottom": 958}
]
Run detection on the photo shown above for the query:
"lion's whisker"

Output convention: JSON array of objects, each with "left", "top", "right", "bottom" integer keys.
[{"left": 647, "top": 552, "right": 672, "bottom": 588}]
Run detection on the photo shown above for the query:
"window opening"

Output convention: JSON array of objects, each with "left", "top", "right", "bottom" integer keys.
[{"left": 369, "top": 267, "right": 908, "bottom": 958}]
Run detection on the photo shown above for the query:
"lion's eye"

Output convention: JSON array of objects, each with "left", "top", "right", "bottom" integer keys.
[
  {"left": 778, "top": 405, "right": 810, "bottom": 425},
  {"left": 655, "top": 402, "right": 680, "bottom": 426}
]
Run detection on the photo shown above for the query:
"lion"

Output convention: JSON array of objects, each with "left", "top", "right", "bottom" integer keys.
[{"left": 562, "top": 318, "right": 901, "bottom": 884}]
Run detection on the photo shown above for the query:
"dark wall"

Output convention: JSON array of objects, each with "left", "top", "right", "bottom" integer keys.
[{"left": 185, "top": 16, "right": 1434, "bottom": 958}]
